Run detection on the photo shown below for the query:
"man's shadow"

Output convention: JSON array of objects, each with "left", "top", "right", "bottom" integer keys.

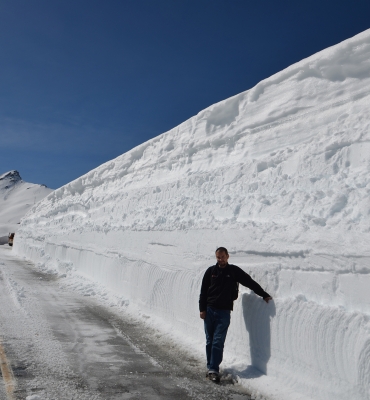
[{"left": 240, "top": 292, "right": 276, "bottom": 378}]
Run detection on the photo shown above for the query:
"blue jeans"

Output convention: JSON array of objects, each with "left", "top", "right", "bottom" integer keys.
[{"left": 204, "top": 306, "right": 231, "bottom": 373}]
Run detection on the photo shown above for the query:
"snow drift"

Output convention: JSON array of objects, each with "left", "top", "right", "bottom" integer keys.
[
  {"left": 0, "top": 170, "right": 52, "bottom": 239},
  {"left": 14, "top": 29, "right": 370, "bottom": 400}
]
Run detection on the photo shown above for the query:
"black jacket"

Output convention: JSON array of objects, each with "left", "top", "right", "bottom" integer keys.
[{"left": 199, "top": 264, "right": 270, "bottom": 312}]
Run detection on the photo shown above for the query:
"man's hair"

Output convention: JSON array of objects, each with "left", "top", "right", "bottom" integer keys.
[{"left": 215, "top": 247, "right": 228, "bottom": 255}]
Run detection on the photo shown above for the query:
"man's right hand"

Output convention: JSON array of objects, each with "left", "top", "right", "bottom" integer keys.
[{"left": 200, "top": 311, "right": 206, "bottom": 320}]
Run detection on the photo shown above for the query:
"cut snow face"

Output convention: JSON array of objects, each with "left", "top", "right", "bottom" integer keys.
[
  {"left": 0, "top": 171, "right": 53, "bottom": 237},
  {"left": 13, "top": 29, "right": 370, "bottom": 400}
]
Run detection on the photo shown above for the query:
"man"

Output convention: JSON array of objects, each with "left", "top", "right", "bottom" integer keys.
[{"left": 199, "top": 247, "right": 272, "bottom": 383}]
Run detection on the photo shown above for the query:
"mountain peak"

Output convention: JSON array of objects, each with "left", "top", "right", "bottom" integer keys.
[
  {"left": 0, "top": 170, "right": 53, "bottom": 236},
  {"left": 0, "top": 170, "right": 22, "bottom": 183}
]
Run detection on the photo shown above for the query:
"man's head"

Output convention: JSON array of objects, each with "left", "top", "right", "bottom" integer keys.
[{"left": 215, "top": 247, "right": 229, "bottom": 267}]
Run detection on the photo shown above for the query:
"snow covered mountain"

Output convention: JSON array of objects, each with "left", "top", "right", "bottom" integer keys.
[
  {"left": 0, "top": 171, "right": 53, "bottom": 241},
  {"left": 14, "top": 29, "right": 370, "bottom": 400}
]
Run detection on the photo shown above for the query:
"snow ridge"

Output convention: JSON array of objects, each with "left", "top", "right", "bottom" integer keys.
[{"left": 14, "top": 29, "right": 370, "bottom": 400}]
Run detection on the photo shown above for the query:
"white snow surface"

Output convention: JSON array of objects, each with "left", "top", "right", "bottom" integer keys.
[
  {"left": 14, "top": 29, "right": 370, "bottom": 400},
  {"left": 0, "top": 171, "right": 52, "bottom": 238}
]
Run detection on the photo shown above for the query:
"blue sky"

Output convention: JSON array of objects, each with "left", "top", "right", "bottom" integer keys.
[{"left": 1, "top": 0, "right": 369, "bottom": 189}]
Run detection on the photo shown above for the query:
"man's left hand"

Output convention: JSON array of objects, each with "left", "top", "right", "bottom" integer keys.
[{"left": 263, "top": 296, "right": 272, "bottom": 303}]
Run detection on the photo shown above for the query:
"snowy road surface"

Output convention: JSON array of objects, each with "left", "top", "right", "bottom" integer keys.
[{"left": 0, "top": 246, "right": 250, "bottom": 400}]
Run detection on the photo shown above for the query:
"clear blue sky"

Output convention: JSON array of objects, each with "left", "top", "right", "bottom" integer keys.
[{"left": 1, "top": 0, "right": 369, "bottom": 189}]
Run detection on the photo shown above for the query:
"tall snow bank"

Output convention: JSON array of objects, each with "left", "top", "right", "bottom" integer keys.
[{"left": 14, "top": 30, "right": 370, "bottom": 400}]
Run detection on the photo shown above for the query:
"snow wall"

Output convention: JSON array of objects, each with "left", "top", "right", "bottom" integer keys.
[{"left": 14, "top": 30, "right": 370, "bottom": 400}]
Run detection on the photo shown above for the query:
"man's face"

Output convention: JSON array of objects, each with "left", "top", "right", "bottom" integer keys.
[{"left": 216, "top": 250, "right": 229, "bottom": 267}]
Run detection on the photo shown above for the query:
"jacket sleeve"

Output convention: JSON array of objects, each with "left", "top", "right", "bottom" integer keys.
[
  {"left": 199, "top": 267, "right": 212, "bottom": 312},
  {"left": 233, "top": 265, "right": 271, "bottom": 299}
]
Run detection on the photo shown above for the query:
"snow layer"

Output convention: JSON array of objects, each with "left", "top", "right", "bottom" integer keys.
[
  {"left": 14, "top": 29, "right": 370, "bottom": 400},
  {"left": 0, "top": 171, "right": 52, "bottom": 238}
]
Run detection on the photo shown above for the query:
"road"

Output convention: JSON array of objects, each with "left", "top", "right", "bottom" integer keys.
[{"left": 0, "top": 246, "right": 250, "bottom": 400}]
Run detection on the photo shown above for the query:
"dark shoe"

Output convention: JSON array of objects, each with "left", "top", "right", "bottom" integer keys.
[
  {"left": 206, "top": 370, "right": 217, "bottom": 379},
  {"left": 208, "top": 372, "right": 220, "bottom": 383}
]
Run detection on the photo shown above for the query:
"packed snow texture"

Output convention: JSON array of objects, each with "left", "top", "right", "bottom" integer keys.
[
  {"left": 0, "top": 170, "right": 52, "bottom": 239},
  {"left": 14, "top": 30, "right": 370, "bottom": 400}
]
